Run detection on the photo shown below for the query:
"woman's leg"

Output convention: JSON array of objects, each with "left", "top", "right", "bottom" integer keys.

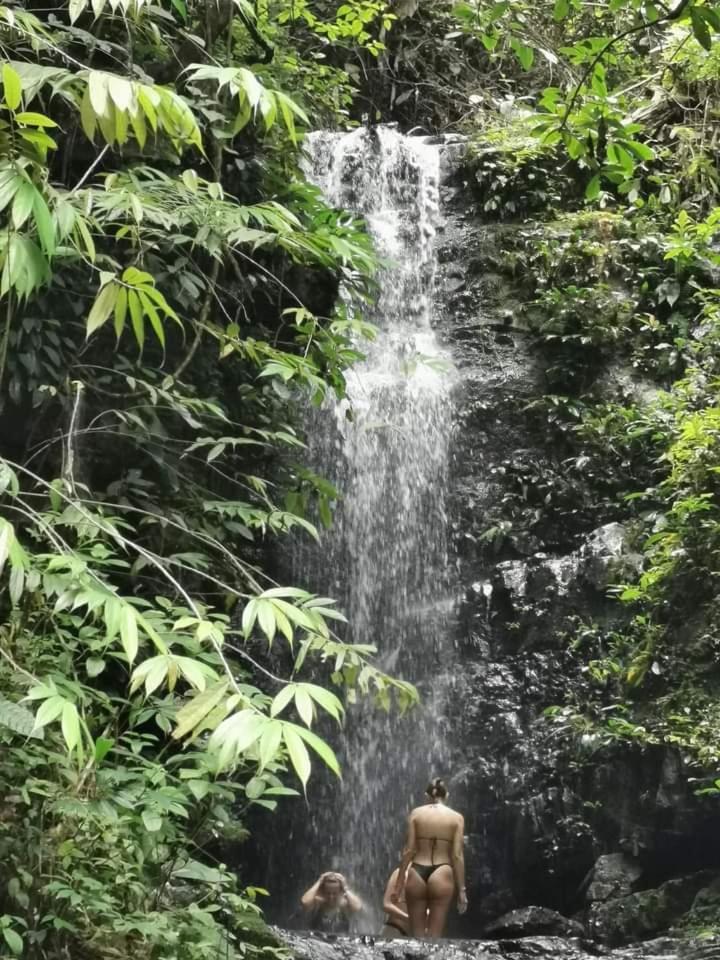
[
  {"left": 405, "top": 868, "right": 428, "bottom": 937},
  {"left": 425, "top": 865, "right": 455, "bottom": 938}
]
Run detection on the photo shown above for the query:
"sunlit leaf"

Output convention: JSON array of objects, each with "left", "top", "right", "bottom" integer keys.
[{"left": 282, "top": 722, "right": 311, "bottom": 786}]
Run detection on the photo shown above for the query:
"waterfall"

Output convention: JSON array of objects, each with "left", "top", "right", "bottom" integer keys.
[{"left": 291, "top": 126, "right": 456, "bottom": 929}]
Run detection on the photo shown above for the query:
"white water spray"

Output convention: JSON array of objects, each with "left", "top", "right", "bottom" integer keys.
[{"left": 294, "top": 127, "right": 455, "bottom": 928}]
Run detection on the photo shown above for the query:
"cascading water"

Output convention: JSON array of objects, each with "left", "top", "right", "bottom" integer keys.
[{"left": 289, "top": 126, "right": 456, "bottom": 927}]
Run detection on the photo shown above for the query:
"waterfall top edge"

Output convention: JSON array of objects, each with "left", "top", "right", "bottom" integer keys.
[{"left": 305, "top": 126, "right": 467, "bottom": 145}]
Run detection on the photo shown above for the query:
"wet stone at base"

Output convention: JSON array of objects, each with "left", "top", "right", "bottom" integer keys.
[{"left": 274, "top": 928, "right": 715, "bottom": 960}]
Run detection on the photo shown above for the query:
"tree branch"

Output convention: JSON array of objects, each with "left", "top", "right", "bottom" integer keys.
[{"left": 559, "top": 0, "right": 692, "bottom": 131}]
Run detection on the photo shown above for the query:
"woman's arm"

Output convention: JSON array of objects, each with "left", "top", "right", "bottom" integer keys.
[
  {"left": 383, "top": 870, "right": 409, "bottom": 924},
  {"left": 452, "top": 815, "right": 467, "bottom": 914},
  {"left": 392, "top": 815, "right": 417, "bottom": 902},
  {"left": 336, "top": 875, "right": 363, "bottom": 913},
  {"left": 300, "top": 874, "right": 327, "bottom": 910}
]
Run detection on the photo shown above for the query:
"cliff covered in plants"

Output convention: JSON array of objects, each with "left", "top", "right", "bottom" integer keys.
[
  {"left": 0, "top": 2, "right": 419, "bottom": 958},
  {"left": 5, "top": 0, "right": 720, "bottom": 957}
]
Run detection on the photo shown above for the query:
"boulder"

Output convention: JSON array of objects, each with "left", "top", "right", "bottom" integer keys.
[
  {"left": 586, "top": 853, "right": 643, "bottom": 903},
  {"left": 588, "top": 871, "right": 719, "bottom": 946},
  {"left": 484, "top": 906, "right": 585, "bottom": 939},
  {"left": 687, "top": 875, "right": 720, "bottom": 928}
]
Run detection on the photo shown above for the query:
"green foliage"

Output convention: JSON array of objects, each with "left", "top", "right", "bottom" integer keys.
[
  {"left": 0, "top": 0, "right": 422, "bottom": 957},
  {"left": 452, "top": 1, "right": 720, "bottom": 779}
]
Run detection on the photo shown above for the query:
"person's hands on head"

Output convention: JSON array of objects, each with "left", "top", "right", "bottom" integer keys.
[
  {"left": 458, "top": 889, "right": 468, "bottom": 915},
  {"left": 335, "top": 873, "right": 347, "bottom": 891}
]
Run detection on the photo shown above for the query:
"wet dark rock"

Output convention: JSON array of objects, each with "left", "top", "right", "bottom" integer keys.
[
  {"left": 680, "top": 937, "right": 720, "bottom": 960},
  {"left": 274, "top": 929, "right": 700, "bottom": 960},
  {"left": 588, "top": 872, "right": 720, "bottom": 946},
  {"left": 586, "top": 854, "right": 643, "bottom": 903},
  {"left": 484, "top": 906, "right": 585, "bottom": 939},
  {"left": 689, "top": 874, "right": 720, "bottom": 926}
]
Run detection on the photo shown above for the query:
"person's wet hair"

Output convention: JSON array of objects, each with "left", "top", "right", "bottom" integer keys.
[{"left": 425, "top": 777, "right": 447, "bottom": 800}]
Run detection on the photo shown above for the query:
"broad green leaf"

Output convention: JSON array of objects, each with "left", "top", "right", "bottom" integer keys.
[
  {"left": 2, "top": 928, "right": 23, "bottom": 957},
  {"left": 75, "top": 214, "right": 96, "bottom": 261},
  {"left": 0, "top": 520, "right": 12, "bottom": 574},
  {"left": 260, "top": 586, "right": 311, "bottom": 599},
  {"left": 293, "top": 723, "right": 341, "bottom": 777},
  {"left": 69, "top": 0, "right": 88, "bottom": 23},
  {"left": 61, "top": 700, "right": 81, "bottom": 752},
  {"left": 33, "top": 694, "right": 65, "bottom": 730},
  {"left": 691, "top": 6, "right": 712, "bottom": 51},
  {"left": 258, "top": 720, "right": 283, "bottom": 770},
  {"left": 173, "top": 859, "right": 225, "bottom": 883},
  {"left": 104, "top": 597, "right": 122, "bottom": 641},
  {"left": 123, "top": 266, "right": 154, "bottom": 285},
  {"left": 257, "top": 598, "right": 276, "bottom": 643},
  {"left": 88, "top": 71, "right": 109, "bottom": 117},
  {"left": 0, "top": 696, "right": 42, "bottom": 738},
  {"left": 2, "top": 64, "right": 22, "bottom": 111},
  {"left": 127, "top": 290, "right": 145, "bottom": 348},
  {"left": 294, "top": 686, "right": 314, "bottom": 726},
  {"left": 172, "top": 680, "right": 229, "bottom": 740},
  {"left": 210, "top": 709, "right": 265, "bottom": 769},
  {"left": 138, "top": 291, "right": 166, "bottom": 347},
  {"left": 265, "top": 597, "right": 316, "bottom": 632},
  {"left": 80, "top": 86, "right": 96, "bottom": 139},
  {"left": 32, "top": 191, "right": 55, "bottom": 256},
  {"left": 114, "top": 285, "right": 128, "bottom": 339},
  {"left": 187, "top": 779, "right": 210, "bottom": 801},
  {"left": 108, "top": 75, "right": 133, "bottom": 112},
  {"left": 94, "top": 737, "right": 114, "bottom": 763},
  {"left": 510, "top": 38, "right": 534, "bottom": 71},
  {"left": 86, "top": 657, "right": 106, "bottom": 678},
  {"left": 304, "top": 683, "right": 344, "bottom": 721},
  {"left": 0, "top": 171, "right": 22, "bottom": 215},
  {"left": 130, "top": 656, "right": 166, "bottom": 695},
  {"left": 12, "top": 182, "right": 35, "bottom": 229},
  {"left": 270, "top": 684, "right": 295, "bottom": 718},
  {"left": 623, "top": 139, "right": 654, "bottom": 162},
  {"left": 175, "top": 656, "right": 209, "bottom": 691},
  {"left": 87, "top": 280, "right": 119, "bottom": 337},
  {"left": 282, "top": 722, "right": 311, "bottom": 787},
  {"left": 15, "top": 111, "right": 57, "bottom": 127},
  {"left": 241, "top": 597, "right": 259, "bottom": 637},
  {"left": 120, "top": 604, "right": 139, "bottom": 663},
  {"left": 585, "top": 174, "right": 601, "bottom": 200},
  {"left": 142, "top": 809, "right": 163, "bottom": 832},
  {"left": 246, "top": 775, "right": 266, "bottom": 799}
]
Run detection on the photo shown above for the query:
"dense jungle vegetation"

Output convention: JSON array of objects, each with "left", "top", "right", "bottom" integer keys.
[{"left": 2, "top": 0, "right": 720, "bottom": 956}]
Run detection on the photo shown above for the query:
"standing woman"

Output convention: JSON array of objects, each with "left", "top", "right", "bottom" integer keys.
[{"left": 391, "top": 778, "right": 467, "bottom": 938}]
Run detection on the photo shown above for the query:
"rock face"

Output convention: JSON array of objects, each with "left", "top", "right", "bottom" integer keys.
[
  {"left": 431, "top": 141, "right": 720, "bottom": 941},
  {"left": 586, "top": 854, "right": 643, "bottom": 904},
  {"left": 588, "top": 872, "right": 720, "bottom": 946},
  {"left": 484, "top": 906, "right": 585, "bottom": 939}
]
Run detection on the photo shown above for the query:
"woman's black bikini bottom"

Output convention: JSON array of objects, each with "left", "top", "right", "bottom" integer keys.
[{"left": 411, "top": 862, "right": 451, "bottom": 882}]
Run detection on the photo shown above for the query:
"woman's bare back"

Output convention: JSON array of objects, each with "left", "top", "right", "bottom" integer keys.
[{"left": 410, "top": 803, "right": 462, "bottom": 865}]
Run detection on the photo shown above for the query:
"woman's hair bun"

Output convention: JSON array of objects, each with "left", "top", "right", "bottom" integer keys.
[{"left": 426, "top": 777, "right": 447, "bottom": 799}]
